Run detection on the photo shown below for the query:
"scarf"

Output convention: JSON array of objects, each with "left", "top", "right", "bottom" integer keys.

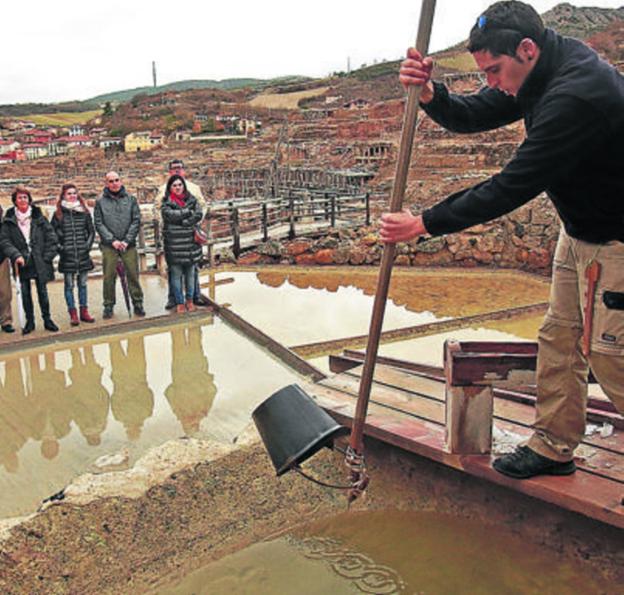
[
  {"left": 169, "top": 193, "right": 186, "bottom": 208},
  {"left": 62, "top": 200, "right": 86, "bottom": 212},
  {"left": 15, "top": 207, "right": 32, "bottom": 246}
]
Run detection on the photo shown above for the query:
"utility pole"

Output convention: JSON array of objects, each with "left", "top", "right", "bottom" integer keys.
[
  {"left": 347, "top": 56, "right": 351, "bottom": 74},
  {"left": 152, "top": 61, "right": 157, "bottom": 88}
]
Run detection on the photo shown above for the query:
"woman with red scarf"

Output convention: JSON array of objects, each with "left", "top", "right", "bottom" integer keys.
[{"left": 160, "top": 175, "right": 203, "bottom": 313}]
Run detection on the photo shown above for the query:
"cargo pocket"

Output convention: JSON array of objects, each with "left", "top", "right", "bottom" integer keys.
[
  {"left": 546, "top": 233, "right": 581, "bottom": 326},
  {"left": 592, "top": 244, "right": 624, "bottom": 355}
]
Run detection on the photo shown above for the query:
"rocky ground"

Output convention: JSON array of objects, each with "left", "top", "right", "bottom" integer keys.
[{"left": 0, "top": 424, "right": 621, "bottom": 594}]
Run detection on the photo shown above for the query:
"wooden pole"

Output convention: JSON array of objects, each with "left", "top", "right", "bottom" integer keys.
[{"left": 347, "top": 0, "right": 437, "bottom": 487}]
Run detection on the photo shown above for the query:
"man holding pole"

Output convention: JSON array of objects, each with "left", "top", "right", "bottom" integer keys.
[{"left": 381, "top": 1, "right": 624, "bottom": 479}]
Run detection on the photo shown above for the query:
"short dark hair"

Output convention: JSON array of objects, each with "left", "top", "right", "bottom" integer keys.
[
  {"left": 168, "top": 159, "right": 185, "bottom": 170},
  {"left": 11, "top": 186, "right": 32, "bottom": 205},
  {"left": 468, "top": 1, "right": 545, "bottom": 57}
]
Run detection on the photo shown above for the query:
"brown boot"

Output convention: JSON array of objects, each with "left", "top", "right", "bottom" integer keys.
[
  {"left": 176, "top": 304, "right": 186, "bottom": 314},
  {"left": 186, "top": 300, "right": 196, "bottom": 312},
  {"left": 69, "top": 308, "right": 80, "bottom": 326},
  {"left": 80, "top": 306, "right": 95, "bottom": 323}
]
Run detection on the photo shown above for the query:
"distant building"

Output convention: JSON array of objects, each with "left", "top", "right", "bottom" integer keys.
[
  {"left": 174, "top": 131, "right": 192, "bottom": 142},
  {"left": 237, "top": 118, "right": 261, "bottom": 136},
  {"left": 0, "top": 150, "right": 25, "bottom": 163},
  {"left": 99, "top": 137, "right": 123, "bottom": 149},
  {"left": 149, "top": 132, "right": 164, "bottom": 146},
  {"left": 55, "top": 135, "right": 93, "bottom": 148},
  {"left": 48, "top": 140, "right": 68, "bottom": 156},
  {"left": 69, "top": 124, "right": 85, "bottom": 137},
  {"left": 343, "top": 98, "right": 370, "bottom": 110},
  {"left": 124, "top": 131, "right": 164, "bottom": 152},
  {"left": 23, "top": 143, "right": 49, "bottom": 160},
  {"left": 0, "top": 139, "right": 20, "bottom": 155},
  {"left": 21, "top": 129, "right": 53, "bottom": 144}
]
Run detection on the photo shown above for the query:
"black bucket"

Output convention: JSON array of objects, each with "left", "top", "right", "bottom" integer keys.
[{"left": 252, "top": 384, "right": 349, "bottom": 476}]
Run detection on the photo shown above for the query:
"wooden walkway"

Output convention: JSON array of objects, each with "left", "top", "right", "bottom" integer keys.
[{"left": 308, "top": 352, "right": 624, "bottom": 530}]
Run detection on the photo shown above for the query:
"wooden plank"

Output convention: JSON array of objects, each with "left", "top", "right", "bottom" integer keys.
[
  {"left": 308, "top": 386, "right": 624, "bottom": 530},
  {"left": 201, "top": 295, "right": 326, "bottom": 382},
  {"left": 342, "top": 364, "right": 624, "bottom": 454},
  {"left": 343, "top": 350, "right": 614, "bottom": 415},
  {"left": 290, "top": 302, "right": 549, "bottom": 358},
  {"left": 319, "top": 374, "right": 445, "bottom": 425}
]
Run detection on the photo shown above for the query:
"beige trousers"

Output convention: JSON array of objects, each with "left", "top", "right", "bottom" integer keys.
[
  {"left": 528, "top": 229, "right": 624, "bottom": 461},
  {"left": 0, "top": 259, "right": 12, "bottom": 326}
]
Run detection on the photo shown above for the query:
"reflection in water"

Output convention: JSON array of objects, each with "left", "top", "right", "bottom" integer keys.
[
  {"left": 110, "top": 337, "right": 154, "bottom": 441},
  {"left": 0, "top": 319, "right": 300, "bottom": 518},
  {"left": 0, "top": 359, "right": 30, "bottom": 473},
  {"left": 255, "top": 269, "right": 550, "bottom": 317},
  {"left": 165, "top": 326, "right": 216, "bottom": 436},
  {"left": 30, "top": 353, "right": 71, "bottom": 461},
  {"left": 68, "top": 348, "right": 109, "bottom": 447}
]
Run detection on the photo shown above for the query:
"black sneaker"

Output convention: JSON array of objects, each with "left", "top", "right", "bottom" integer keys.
[
  {"left": 1, "top": 324, "right": 15, "bottom": 333},
  {"left": 493, "top": 445, "right": 576, "bottom": 479},
  {"left": 133, "top": 304, "right": 146, "bottom": 317},
  {"left": 165, "top": 299, "right": 176, "bottom": 310},
  {"left": 103, "top": 307, "right": 114, "bottom": 319},
  {"left": 44, "top": 319, "right": 59, "bottom": 332}
]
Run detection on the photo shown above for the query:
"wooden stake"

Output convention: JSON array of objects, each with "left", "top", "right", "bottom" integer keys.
[
  {"left": 348, "top": 0, "right": 437, "bottom": 484},
  {"left": 582, "top": 260, "right": 601, "bottom": 357}
]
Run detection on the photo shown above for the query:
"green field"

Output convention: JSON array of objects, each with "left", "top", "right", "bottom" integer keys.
[{"left": 21, "top": 110, "right": 103, "bottom": 126}]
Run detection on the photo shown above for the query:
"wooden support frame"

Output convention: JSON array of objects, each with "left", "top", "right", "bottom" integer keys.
[{"left": 444, "top": 340, "right": 541, "bottom": 455}]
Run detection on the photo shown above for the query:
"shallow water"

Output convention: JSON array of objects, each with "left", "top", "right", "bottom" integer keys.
[
  {"left": 0, "top": 318, "right": 299, "bottom": 518},
  {"left": 157, "top": 510, "right": 610, "bottom": 595},
  {"left": 209, "top": 269, "right": 549, "bottom": 347},
  {"left": 0, "top": 268, "right": 551, "bottom": 519}
]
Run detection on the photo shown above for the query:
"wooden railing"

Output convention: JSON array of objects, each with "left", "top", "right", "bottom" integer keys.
[{"left": 133, "top": 191, "right": 371, "bottom": 270}]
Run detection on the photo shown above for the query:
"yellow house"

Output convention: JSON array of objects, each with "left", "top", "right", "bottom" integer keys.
[{"left": 124, "top": 131, "right": 153, "bottom": 152}]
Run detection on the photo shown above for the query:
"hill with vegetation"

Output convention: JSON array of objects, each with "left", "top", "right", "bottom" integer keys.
[
  {"left": 1, "top": 3, "right": 621, "bottom": 123},
  {"left": 0, "top": 76, "right": 311, "bottom": 118}
]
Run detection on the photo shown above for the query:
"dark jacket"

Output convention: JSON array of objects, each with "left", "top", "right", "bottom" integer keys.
[
  {"left": 161, "top": 193, "right": 203, "bottom": 266},
  {"left": 94, "top": 186, "right": 141, "bottom": 248},
  {"left": 421, "top": 29, "right": 624, "bottom": 244},
  {"left": 0, "top": 205, "right": 58, "bottom": 282},
  {"left": 52, "top": 206, "right": 95, "bottom": 273},
  {"left": 0, "top": 206, "right": 5, "bottom": 265}
]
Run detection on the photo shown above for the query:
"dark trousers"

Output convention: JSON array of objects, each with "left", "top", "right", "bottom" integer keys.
[
  {"left": 21, "top": 277, "right": 51, "bottom": 322},
  {"left": 101, "top": 246, "right": 144, "bottom": 308}
]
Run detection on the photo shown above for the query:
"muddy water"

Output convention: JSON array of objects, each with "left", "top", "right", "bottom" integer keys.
[
  {"left": 0, "top": 318, "right": 299, "bottom": 519},
  {"left": 157, "top": 510, "right": 610, "bottom": 594},
  {"left": 376, "top": 314, "right": 544, "bottom": 368},
  {"left": 209, "top": 269, "right": 549, "bottom": 347}
]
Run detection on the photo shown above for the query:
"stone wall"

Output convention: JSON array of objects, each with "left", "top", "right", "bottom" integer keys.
[{"left": 234, "top": 193, "right": 559, "bottom": 276}]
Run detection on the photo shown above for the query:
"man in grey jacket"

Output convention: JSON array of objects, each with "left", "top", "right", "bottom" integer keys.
[{"left": 94, "top": 171, "right": 145, "bottom": 319}]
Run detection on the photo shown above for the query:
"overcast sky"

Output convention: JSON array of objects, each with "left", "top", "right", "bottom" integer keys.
[{"left": 1, "top": 1, "right": 622, "bottom": 105}]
